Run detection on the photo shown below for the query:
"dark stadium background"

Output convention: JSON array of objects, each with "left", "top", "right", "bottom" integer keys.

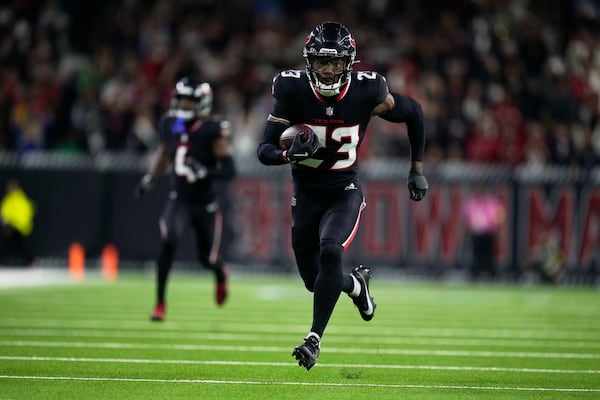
[{"left": 0, "top": 0, "right": 597, "bottom": 282}]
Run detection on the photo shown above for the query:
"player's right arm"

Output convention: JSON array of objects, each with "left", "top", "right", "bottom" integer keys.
[
  {"left": 134, "top": 117, "right": 172, "bottom": 199},
  {"left": 147, "top": 144, "right": 171, "bottom": 179},
  {"left": 145, "top": 115, "right": 173, "bottom": 179},
  {"left": 257, "top": 73, "right": 293, "bottom": 165},
  {"left": 257, "top": 117, "right": 291, "bottom": 165}
]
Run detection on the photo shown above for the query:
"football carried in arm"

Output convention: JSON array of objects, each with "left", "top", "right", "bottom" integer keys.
[{"left": 279, "top": 124, "right": 314, "bottom": 150}]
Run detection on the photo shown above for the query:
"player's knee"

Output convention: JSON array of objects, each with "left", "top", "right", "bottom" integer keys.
[
  {"left": 198, "top": 256, "right": 218, "bottom": 270},
  {"left": 295, "top": 251, "right": 318, "bottom": 292},
  {"left": 200, "top": 260, "right": 212, "bottom": 270},
  {"left": 162, "top": 228, "right": 179, "bottom": 243},
  {"left": 158, "top": 241, "right": 176, "bottom": 266},
  {"left": 302, "top": 278, "right": 315, "bottom": 293},
  {"left": 320, "top": 242, "right": 343, "bottom": 266}
]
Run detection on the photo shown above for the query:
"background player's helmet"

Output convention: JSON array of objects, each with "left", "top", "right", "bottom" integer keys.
[
  {"left": 170, "top": 77, "right": 213, "bottom": 120},
  {"left": 303, "top": 21, "right": 356, "bottom": 97}
]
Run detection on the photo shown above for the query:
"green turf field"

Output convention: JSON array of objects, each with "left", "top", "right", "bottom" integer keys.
[{"left": 1, "top": 269, "right": 599, "bottom": 399}]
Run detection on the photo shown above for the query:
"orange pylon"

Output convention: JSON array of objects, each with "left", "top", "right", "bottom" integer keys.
[
  {"left": 68, "top": 242, "right": 85, "bottom": 282},
  {"left": 101, "top": 244, "right": 119, "bottom": 282}
]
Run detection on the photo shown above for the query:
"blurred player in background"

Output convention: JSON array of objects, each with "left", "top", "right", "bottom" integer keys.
[
  {"left": 257, "top": 21, "right": 428, "bottom": 369},
  {"left": 135, "top": 77, "right": 236, "bottom": 321}
]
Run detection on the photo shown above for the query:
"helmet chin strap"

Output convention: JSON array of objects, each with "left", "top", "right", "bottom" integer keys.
[{"left": 313, "top": 73, "right": 345, "bottom": 96}]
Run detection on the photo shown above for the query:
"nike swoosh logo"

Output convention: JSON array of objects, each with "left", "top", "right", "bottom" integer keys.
[
  {"left": 357, "top": 274, "right": 374, "bottom": 316},
  {"left": 364, "top": 296, "right": 374, "bottom": 315}
]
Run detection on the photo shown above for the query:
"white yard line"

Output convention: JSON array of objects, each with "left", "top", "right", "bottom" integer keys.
[
  {"left": 0, "top": 375, "right": 598, "bottom": 393},
  {"left": 1, "top": 328, "right": 600, "bottom": 349},
  {"left": 2, "top": 355, "right": 600, "bottom": 374},
  {"left": 3, "top": 319, "right": 600, "bottom": 340},
  {"left": 2, "top": 340, "right": 600, "bottom": 359}
]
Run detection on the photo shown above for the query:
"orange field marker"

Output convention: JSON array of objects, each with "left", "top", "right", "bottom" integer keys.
[
  {"left": 101, "top": 244, "right": 119, "bottom": 282},
  {"left": 68, "top": 242, "right": 85, "bottom": 282}
]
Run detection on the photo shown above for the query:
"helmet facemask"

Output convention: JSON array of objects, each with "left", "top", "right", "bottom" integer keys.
[
  {"left": 171, "top": 79, "right": 213, "bottom": 121},
  {"left": 306, "top": 55, "right": 352, "bottom": 97},
  {"left": 303, "top": 22, "right": 356, "bottom": 97}
]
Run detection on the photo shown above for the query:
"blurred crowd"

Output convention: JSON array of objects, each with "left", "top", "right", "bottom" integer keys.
[{"left": 0, "top": 0, "right": 599, "bottom": 168}]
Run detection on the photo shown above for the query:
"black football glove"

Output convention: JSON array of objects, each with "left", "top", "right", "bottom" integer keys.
[
  {"left": 185, "top": 157, "right": 207, "bottom": 179},
  {"left": 134, "top": 174, "right": 154, "bottom": 199},
  {"left": 287, "top": 131, "right": 319, "bottom": 163},
  {"left": 407, "top": 169, "right": 429, "bottom": 201}
]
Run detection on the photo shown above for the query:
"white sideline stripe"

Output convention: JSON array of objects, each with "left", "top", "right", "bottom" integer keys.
[
  {"left": 2, "top": 340, "right": 600, "bottom": 359},
  {"left": 0, "top": 375, "right": 599, "bottom": 393},
  {"left": 2, "top": 328, "right": 600, "bottom": 349},
  {"left": 4, "top": 318, "right": 600, "bottom": 340},
  {"left": 2, "top": 356, "right": 600, "bottom": 375},
  {"left": 0, "top": 268, "right": 70, "bottom": 288}
]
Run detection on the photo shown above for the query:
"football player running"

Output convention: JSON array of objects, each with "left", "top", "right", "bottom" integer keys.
[
  {"left": 257, "top": 22, "right": 429, "bottom": 370},
  {"left": 135, "top": 77, "right": 236, "bottom": 321}
]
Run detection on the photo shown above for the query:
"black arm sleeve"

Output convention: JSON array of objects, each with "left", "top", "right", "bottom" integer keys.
[
  {"left": 206, "top": 155, "right": 236, "bottom": 180},
  {"left": 380, "top": 93, "right": 425, "bottom": 161},
  {"left": 257, "top": 120, "right": 289, "bottom": 165}
]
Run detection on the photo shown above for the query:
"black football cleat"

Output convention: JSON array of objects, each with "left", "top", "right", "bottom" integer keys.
[
  {"left": 350, "top": 265, "right": 376, "bottom": 321},
  {"left": 292, "top": 333, "right": 320, "bottom": 370}
]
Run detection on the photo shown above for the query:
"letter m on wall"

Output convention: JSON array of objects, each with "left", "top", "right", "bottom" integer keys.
[{"left": 522, "top": 186, "right": 575, "bottom": 266}]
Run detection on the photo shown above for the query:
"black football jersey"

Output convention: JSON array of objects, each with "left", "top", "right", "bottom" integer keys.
[
  {"left": 271, "top": 70, "right": 389, "bottom": 191},
  {"left": 158, "top": 113, "right": 229, "bottom": 202}
]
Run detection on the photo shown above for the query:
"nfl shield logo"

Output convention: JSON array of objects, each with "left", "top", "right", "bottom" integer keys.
[{"left": 325, "top": 107, "right": 334, "bottom": 116}]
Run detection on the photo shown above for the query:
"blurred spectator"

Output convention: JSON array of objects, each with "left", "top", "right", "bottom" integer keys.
[
  {"left": 0, "top": 179, "right": 35, "bottom": 266},
  {"left": 465, "top": 110, "right": 502, "bottom": 162},
  {"left": 575, "top": 124, "right": 600, "bottom": 169},
  {"left": 462, "top": 182, "right": 506, "bottom": 281},
  {"left": 548, "top": 122, "right": 576, "bottom": 165},
  {"left": 68, "top": 70, "right": 103, "bottom": 153},
  {"left": 522, "top": 120, "right": 550, "bottom": 166}
]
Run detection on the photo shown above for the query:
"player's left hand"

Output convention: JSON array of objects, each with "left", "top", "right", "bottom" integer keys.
[
  {"left": 185, "top": 157, "right": 207, "bottom": 179},
  {"left": 407, "top": 169, "right": 429, "bottom": 201}
]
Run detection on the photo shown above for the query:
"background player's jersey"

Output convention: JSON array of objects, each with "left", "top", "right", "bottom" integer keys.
[
  {"left": 158, "top": 114, "right": 228, "bottom": 203},
  {"left": 272, "top": 70, "right": 388, "bottom": 192}
]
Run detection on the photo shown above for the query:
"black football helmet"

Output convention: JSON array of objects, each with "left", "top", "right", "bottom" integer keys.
[
  {"left": 303, "top": 21, "right": 356, "bottom": 97},
  {"left": 170, "top": 77, "right": 213, "bottom": 120}
]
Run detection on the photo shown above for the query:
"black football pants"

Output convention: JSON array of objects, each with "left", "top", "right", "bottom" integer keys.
[{"left": 291, "top": 185, "right": 365, "bottom": 337}]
